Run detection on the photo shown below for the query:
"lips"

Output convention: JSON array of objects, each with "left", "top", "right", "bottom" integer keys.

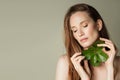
[{"left": 80, "top": 38, "right": 88, "bottom": 42}]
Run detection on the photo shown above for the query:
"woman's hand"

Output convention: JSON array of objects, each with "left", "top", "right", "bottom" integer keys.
[
  {"left": 97, "top": 38, "right": 116, "bottom": 80},
  {"left": 95, "top": 37, "right": 116, "bottom": 80},
  {"left": 71, "top": 52, "right": 91, "bottom": 80},
  {"left": 97, "top": 37, "right": 117, "bottom": 66}
]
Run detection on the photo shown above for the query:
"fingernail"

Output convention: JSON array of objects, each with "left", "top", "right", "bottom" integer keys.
[{"left": 97, "top": 44, "right": 100, "bottom": 46}]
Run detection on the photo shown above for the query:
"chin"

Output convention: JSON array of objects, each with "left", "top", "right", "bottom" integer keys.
[
  {"left": 81, "top": 42, "right": 93, "bottom": 49},
  {"left": 79, "top": 38, "right": 98, "bottom": 49}
]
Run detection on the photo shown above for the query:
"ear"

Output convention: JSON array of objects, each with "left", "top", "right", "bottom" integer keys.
[{"left": 96, "top": 19, "right": 103, "bottom": 31}]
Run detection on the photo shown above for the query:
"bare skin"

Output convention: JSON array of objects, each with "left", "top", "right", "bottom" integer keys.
[
  {"left": 56, "top": 52, "right": 116, "bottom": 80},
  {"left": 55, "top": 11, "right": 116, "bottom": 80}
]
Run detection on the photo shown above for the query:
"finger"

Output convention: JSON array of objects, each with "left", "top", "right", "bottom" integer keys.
[
  {"left": 71, "top": 56, "right": 85, "bottom": 70},
  {"left": 71, "top": 52, "right": 81, "bottom": 60},
  {"left": 104, "top": 41, "right": 115, "bottom": 50},
  {"left": 97, "top": 42, "right": 116, "bottom": 52},
  {"left": 102, "top": 48, "right": 109, "bottom": 55},
  {"left": 74, "top": 56, "right": 85, "bottom": 61},
  {"left": 100, "top": 38, "right": 114, "bottom": 50},
  {"left": 84, "top": 60, "right": 91, "bottom": 76},
  {"left": 100, "top": 37, "right": 112, "bottom": 43},
  {"left": 103, "top": 40, "right": 114, "bottom": 47},
  {"left": 97, "top": 43, "right": 111, "bottom": 49},
  {"left": 77, "top": 56, "right": 85, "bottom": 63}
]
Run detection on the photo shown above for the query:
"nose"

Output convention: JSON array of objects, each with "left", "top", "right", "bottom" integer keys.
[{"left": 78, "top": 29, "right": 84, "bottom": 37}]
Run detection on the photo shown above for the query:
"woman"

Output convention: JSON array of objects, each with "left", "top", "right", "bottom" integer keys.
[{"left": 55, "top": 3, "right": 120, "bottom": 80}]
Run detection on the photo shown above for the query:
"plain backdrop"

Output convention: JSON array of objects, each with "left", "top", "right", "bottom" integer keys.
[{"left": 0, "top": 0, "right": 120, "bottom": 80}]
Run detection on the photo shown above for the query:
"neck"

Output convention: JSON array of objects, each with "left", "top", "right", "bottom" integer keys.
[{"left": 91, "top": 63, "right": 106, "bottom": 70}]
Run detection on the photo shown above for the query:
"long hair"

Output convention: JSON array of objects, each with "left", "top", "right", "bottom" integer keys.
[{"left": 64, "top": 3, "right": 110, "bottom": 80}]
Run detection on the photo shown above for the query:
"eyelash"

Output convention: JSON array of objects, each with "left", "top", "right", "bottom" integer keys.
[
  {"left": 83, "top": 24, "right": 88, "bottom": 28},
  {"left": 72, "top": 30, "right": 77, "bottom": 33},
  {"left": 72, "top": 24, "right": 88, "bottom": 33}
]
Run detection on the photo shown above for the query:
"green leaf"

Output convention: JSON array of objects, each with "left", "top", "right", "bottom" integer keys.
[
  {"left": 82, "top": 50, "right": 94, "bottom": 60},
  {"left": 90, "top": 54, "right": 100, "bottom": 66},
  {"left": 97, "top": 51, "right": 108, "bottom": 62},
  {"left": 82, "top": 40, "right": 109, "bottom": 66}
]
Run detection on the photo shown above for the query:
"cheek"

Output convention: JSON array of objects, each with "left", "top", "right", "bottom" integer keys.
[
  {"left": 73, "top": 33, "right": 80, "bottom": 42},
  {"left": 73, "top": 33, "right": 78, "bottom": 40},
  {"left": 86, "top": 26, "right": 98, "bottom": 36}
]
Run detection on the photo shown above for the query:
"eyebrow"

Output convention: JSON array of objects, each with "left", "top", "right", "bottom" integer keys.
[{"left": 71, "top": 20, "right": 88, "bottom": 29}]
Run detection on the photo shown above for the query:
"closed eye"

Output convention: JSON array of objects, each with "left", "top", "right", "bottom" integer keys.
[
  {"left": 73, "top": 30, "right": 77, "bottom": 33},
  {"left": 72, "top": 29, "right": 77, "bottom": 33},
  {"left": 82, "top": 24, "right": 88, "bottom": 28}
]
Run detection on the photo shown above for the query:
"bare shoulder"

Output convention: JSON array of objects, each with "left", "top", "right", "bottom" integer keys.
[
  {"left": 58, "top": 54, "right": 69, "bottom": 65},
  {"left": 55, "top": 54, "right": 69, "bottom": 80},
  {"left": 56, "top": 54, "right": 69, "bottom": 71}
]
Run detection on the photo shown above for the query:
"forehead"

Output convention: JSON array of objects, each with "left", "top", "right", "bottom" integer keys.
[{"left": 70, "top": 11, "right": 91, "bottom": 26}]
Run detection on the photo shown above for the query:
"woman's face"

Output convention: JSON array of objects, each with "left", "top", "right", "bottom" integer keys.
[{"left": 70, "top": 11, "right": 100, "bottom": 49}]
